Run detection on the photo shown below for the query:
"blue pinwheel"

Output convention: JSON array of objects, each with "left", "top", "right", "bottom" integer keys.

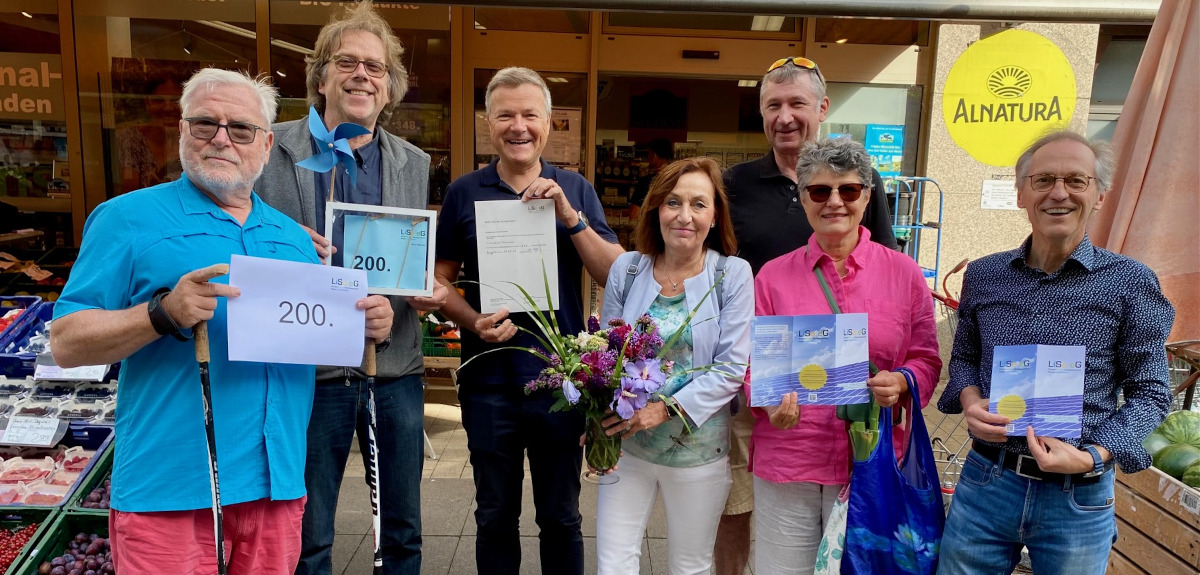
[{"left": 295, "top": 105, "right": 371, "bottom": 191}]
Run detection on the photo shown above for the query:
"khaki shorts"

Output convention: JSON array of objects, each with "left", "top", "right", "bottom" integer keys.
[{"left": 723, "top": 399, "right": 755, "bottom": 515}]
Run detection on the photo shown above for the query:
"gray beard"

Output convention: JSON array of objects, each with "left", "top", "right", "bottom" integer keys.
[{"left": 179, "top": 142, "right": 265, "bottom": 204}]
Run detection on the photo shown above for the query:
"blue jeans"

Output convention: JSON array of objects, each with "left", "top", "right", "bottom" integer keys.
[
  {"left": 459, "top": 385, "right": 585, "bottom": 575},
  {"left": 937, "top": 450, "right": 1117, "bottom": 575},
  {"left": 295, "top": 375, "right": 425, "bottom": 575}
]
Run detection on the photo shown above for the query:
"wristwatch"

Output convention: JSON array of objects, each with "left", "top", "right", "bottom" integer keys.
[
  {"left": 567, "top": 210, "right": 589, "bottom": 235},
  {"left": 147, "top": 287, "right": 189, "bottom": 342},
  {"left": 1081, "top": 444, "right": 1107, "bottom": 477},
  {"left": 662, "top": 396, "right": 680, "bottom": 420}
]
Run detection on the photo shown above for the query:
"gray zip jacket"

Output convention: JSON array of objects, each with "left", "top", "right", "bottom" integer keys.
[{"left": 255, "top": 118, "right": 431, "bottom": 382}]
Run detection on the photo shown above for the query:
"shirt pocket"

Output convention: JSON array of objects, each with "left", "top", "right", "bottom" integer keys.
[
  {"left": 863, "top": 298, "right": 912, "bottom": 369},
  {"left": 254, "top": 227, "right": 318, "bottom": 264}
]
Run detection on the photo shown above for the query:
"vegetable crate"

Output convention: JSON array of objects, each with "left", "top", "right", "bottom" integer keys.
[
  {"left": 63, "top": 440, "right": 111, "bottom": 517},
  {"left": 0, "top": 507, "right": 56, "bottom": 575},
  {"left": 1108, "top": 466, "right": 1200, "bottom": 574},
  {"left": 422, "top": 336, "right": 460, "bottom": 358},
  {"left": 15, "top": 511, "right": 108, "bottom": 575}
]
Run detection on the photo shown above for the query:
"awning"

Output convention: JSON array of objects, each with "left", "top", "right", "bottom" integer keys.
[{"left": 431, "top": 0, "right": 1160, "bottom": 23}]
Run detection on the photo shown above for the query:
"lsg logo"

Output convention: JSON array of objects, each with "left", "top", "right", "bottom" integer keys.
[
  {"left": 998, "top": 359, "right": 1031, "bottom": 368},
  {"left": 798, "top": 328, "right": 831, "bottom": 339},
  {"left": 527, "top": 205, "right": 546, "bottom": 212},
  {"left": 1047, "top": 360, "right": 1083, "bottom": 368}
]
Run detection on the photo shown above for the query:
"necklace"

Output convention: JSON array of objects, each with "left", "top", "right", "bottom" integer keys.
[{"left": 658, "top": 258, "right": 703, "bottom": 292}]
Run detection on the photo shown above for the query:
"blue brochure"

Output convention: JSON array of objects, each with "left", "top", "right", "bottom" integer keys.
[
  {"left": 342, "top": 214, "right": 429, "bottom": 293},
  {"left": 989, "top": 344, "right": 1086, "bottom": 439},
  {"left": 750, "top": 314, "right": 870, "bottom": 407}
]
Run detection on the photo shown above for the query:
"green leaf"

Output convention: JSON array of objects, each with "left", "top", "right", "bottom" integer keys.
[
  {"left": 459, "top": 345, "right": 552, "bottom": 373},
  {"left": 549, "top": 396, "right": 571, "bottom": 412}
]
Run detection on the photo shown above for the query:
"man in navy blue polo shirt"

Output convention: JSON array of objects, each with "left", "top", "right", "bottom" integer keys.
[{"left": 435, "top": 67, "right": 623, "bottom": 575}]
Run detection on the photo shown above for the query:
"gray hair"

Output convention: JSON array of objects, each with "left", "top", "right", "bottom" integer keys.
[
  {"left": 1015, "top": 130, "right": 1115, "bottom": 195},
  {"left": 795, "top": 137, "right": 875, "bottom": 191},
  {"left": 305, "top": 0, "right": 409, "bottom": 123},
  {"left": 485, "top": 67, "right": 552, "bottom": 116},
  {"left": 180, "top": 68, "right": 279, "bottom": 126},
  {"left": 759, "top": 63, "right": 827, "bottom": 106}
]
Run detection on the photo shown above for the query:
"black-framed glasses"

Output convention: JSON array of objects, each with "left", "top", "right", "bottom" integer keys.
[
  {"left": 805, "top": 183, "right": 866, "bottom": 203},
  {"left": 330, "top": 55, "right": 388, "bottom": 78},
  {"left": 184, "top": 117, "right": 264, "bottom": 144},
  {"left": 1027, "top": 173, "right": 1096, "bottom": 193}
]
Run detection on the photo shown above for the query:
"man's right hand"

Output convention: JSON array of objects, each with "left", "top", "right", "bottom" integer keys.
[
  {"left": 162, "top": 264, "right": 240, "bottom": 329},
  {"left": 301, "top": 225, "right": 336, "bottom": 263},
  {"left": 473, "top": 308, "right": 517, "bottom": 343},
  {"left": 961, "top": 387, "right": 1010, "bottom": 443}
]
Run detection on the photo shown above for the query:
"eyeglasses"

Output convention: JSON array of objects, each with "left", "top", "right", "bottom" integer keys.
[
  {"left": 184, "top": 117, "right": 264, "bottom": 144},
  {"left": 1027, "top": 174, "right": 1096, "bottom": 193},
  {"left": 766, "top": 56, "right": 822, "bottom": 76},
  {"left": 805, "top": 183, "right": 866, "bottom": 203},
  {"left": 330, "top": 55, "right": 388, "bottom": 78}
]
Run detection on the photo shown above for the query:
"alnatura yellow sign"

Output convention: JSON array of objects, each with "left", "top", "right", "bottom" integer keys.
[{"left": 942, "top": 29, "right": 1076, "bottom": 167}]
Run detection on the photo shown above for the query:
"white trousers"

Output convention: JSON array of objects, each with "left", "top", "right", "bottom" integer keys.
[
  {"left": 753, "top": 476, "right": 844, "bottom": 575},
  {"left": 596, "top": 454, "right": 731, "bottom": 575}
]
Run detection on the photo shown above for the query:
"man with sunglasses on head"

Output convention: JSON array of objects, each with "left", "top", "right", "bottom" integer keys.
[
  {"left": 256, "top": 2, "right": 448, "bottom": 574},
  {"left": 936, "top": 131, "right": 1174, "bottom": 575},
  {"left": 714, "top": 56, "right": 899, "bottom": 575},
  {"left": 50, "top": 68, "right": 393, "bottom": 574}
]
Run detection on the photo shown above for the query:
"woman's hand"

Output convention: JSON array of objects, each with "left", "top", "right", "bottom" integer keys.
[
  {"left": 867, "top": 370, "right": 907, "bottom": 408},
  {"left": 602, "top": 402, "right": 671, "bottom": 439},
  {"left": 764, "top": 391, "right": 800, "bottom": 430}
]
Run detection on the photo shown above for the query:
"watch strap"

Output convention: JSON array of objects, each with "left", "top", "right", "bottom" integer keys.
[
  {"left": 1082, "top": 444, "right": 1106, "bottom": 476},
  {"left": 148, "top": 287, "right": 189, "bottom": 342},
  {"left": 567, "top": 216, "right": 588, "bottom": 235}
]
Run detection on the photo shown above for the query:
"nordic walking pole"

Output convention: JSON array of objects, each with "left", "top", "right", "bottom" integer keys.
[
  {"left": 195, "top": 317, "right": 228, "bottom": 575},
  {"left": 364, "top": 338, "right": 383, "bottom": 575}
]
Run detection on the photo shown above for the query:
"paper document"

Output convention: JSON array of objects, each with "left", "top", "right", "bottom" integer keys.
[
  {"left": 990, "top": 345, "right": 1086, "bottom": 438},
  {"left": 227, "top": 254, "right": 367, "bottom": 367},
  {"left": 750, "top": 314, "right": 870, "bottom": 407},
  {"left": 475, "top": 199, "right": 559, "bottom": 313}
]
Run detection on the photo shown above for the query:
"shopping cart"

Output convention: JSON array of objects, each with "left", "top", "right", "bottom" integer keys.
[{"left": 928, "top": 258, "right": 968, "bottom": 511}]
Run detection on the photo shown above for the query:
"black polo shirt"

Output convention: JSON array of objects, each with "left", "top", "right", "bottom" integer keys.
[{"left": 725, "top": 152, "right": 899, "bottom": 275}]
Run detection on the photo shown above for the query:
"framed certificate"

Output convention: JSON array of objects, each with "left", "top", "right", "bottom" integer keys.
[{"left": 324, "top": 201, "right": 438, "bottom": 297}]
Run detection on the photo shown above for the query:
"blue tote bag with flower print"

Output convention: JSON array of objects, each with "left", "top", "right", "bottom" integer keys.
[{"left": 843, "top": 367, "right": 943, "bottom": 575}]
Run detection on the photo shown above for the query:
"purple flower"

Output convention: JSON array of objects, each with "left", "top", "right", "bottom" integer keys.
[
  {"left": 613, "top": 358, "right": 666, "bottom": 418},
  {"left": 580, "top": 350, "right": 618, "bottom": 392},
  {"left": 562, "top": 378, "right": 581, "bottom": 404},
  {"left": 587, "top": 315, "right": 601, "bottom": 333}
]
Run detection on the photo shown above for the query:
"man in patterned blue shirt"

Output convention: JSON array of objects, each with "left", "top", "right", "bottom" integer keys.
[{"left": 936, "top": 131, "right": 1175, "bottom": 575}]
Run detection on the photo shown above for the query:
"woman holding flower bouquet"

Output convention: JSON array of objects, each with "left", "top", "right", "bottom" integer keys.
[
  {"left": 596, "top": 156, "right": 754, "bottom": 574},
  {"left": 749, "top": 137, "right": 942, "bottom": 574}
]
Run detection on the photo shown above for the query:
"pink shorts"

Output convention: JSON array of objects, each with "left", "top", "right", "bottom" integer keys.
[{"left": 109, "top": 496, "right": 305, "bottom": 575}]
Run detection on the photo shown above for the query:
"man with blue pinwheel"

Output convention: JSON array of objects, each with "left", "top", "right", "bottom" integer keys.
[{"left": 256, "top": 2, "right": 447, "bottom": 574}]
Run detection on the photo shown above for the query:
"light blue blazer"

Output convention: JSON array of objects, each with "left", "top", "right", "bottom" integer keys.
[{"left": 601, "top": 249, "right": 754, "bottom": 427}]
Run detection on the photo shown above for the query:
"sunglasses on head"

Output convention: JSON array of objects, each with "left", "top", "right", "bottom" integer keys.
[
  {"left": 766, "top": 56, "right": 821, "bottom": 75},
  {"left": 805, "top": 183, "right": 866, "bottom": 203}
]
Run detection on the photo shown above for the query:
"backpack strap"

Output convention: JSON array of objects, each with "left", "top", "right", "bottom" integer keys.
[
  {"left": 714, "top": 254, "right": 727, "bottom": 311},
  {"left": 620, "top": 254, "right": 644, "bottom": 302}
]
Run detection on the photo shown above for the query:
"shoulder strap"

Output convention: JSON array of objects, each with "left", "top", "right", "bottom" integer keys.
[
  {"left": 714, "top": 255, "right": 727, "bottom": 311},
  {"left": 620, "top": 254, "right": 643, "bottom": 302}
]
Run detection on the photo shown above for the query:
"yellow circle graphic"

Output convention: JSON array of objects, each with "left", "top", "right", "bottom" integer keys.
[
  {"left": 798, "top": 364, "right": 828, "bottom": 391},
  {"left": 996, "top": 394, "right": 1027, "bottom": 420},
  {"left": 987, "top": 66, "right": 1033, "bottom": 99},
  {"left": 942, "top": 29, "right": 1077, "bottom": 166}
]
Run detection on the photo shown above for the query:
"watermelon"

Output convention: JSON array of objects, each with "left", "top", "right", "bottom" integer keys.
[
  {"left": 1153, "top": 443, "right": 1200, "bottom": 479},
  {"left": 1154, "top": 410, "right": 1200, "bottom": 449},
  {"left": 1143, "top": 432, "right": 1173, "bottom": 458},
  {"left": 1184, "top": 460, "right": 1200, "bottom": 488}
]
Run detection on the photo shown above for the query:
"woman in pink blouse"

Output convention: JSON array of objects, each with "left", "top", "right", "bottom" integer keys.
[{"left": 750, "top": 137, "right": 942, "bottom": 575}]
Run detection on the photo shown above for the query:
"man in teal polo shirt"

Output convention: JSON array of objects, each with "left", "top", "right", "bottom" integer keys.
[{"left": 50, "top": 68, "right": 393, "bottom": 575}]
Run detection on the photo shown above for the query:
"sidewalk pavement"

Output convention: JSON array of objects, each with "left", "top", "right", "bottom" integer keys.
[{"left": 329, "top": 388, "right": 755, "bottom": 574}]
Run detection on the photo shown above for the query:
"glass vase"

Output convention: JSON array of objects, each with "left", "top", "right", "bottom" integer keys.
[{"left": 582, "top": 415, "right": 621, "bottom": 485}]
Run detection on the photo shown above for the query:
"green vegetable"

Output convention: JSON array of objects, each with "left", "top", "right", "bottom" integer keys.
[
  {"left": 1183, "top": 460, "right": 1200, "bottom": 488},
  {"left": 1154, "top": 410, "right": 1200, "bottom": 450},
  {"left": 1153, "top": 443, "right": 1200, "bottom": 479},
  {"left": 1143, "top": 432, "right": 1173, "bottom": 458}
]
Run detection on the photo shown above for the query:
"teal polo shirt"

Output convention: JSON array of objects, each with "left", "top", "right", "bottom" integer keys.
[{"left": 54, "top": 175, "right": 319, "bottom": 512}]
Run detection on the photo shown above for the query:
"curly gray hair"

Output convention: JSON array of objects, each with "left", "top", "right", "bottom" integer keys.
[{"left": 795, "top": 137, "right": 874, "bottom": 192}]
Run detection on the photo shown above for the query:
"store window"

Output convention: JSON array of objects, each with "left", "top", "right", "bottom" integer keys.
[
  {"left": 474, "top": 8, "right": 589, "bottom": 34},
  {"left": 71, "top": 0, "right": 257, "bottom": 200},
  {"left": 0, "top": 2, "right": 71, "bottom": 248},
  {"left": 1088, "top": 26, "right": 1149, "bottom": 142},
  {"left": 270, "top": 1, "right": 452, "bottom": 205},
  {"left": 604, "top": 12, "right": 798, "bottom": 38},
  {"left": 821, "top": 82, "right": 924, "bottom": 178},
  {"left": 814, "top": 18, "right": 929, "bottom": 46}
]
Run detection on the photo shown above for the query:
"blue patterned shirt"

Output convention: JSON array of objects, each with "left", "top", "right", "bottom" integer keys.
[{"left": 938, "top": 235, "right": 1174, "bottom": 472}]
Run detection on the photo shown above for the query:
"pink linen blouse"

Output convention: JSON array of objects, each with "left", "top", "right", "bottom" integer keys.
[{"left": 749, "top": 227, "right": 942, "bottom": 485}]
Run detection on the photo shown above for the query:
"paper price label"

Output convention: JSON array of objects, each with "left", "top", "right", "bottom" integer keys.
[
  {"left": 1, "top": 416, "right": 62, "bottom": 446},
  {"left": 34, "top": 362, "right": 107, "bottom": 382},
  {"left": 227, "top": 255, "right": 368, "bottom": 367}
]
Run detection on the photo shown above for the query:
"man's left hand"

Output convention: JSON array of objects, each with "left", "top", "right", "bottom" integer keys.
[
  {"left": 1025, "top": 426, "right": 1096, "bottom": 474},
  {"left": 358, "top": 294, "right": 393, "bottom": 344},
  {"left": 405, "top": 281, "right": 449, "bottom": 312},
  {"left": 522, "top": 177, "right": 577, "bottom": 227}
]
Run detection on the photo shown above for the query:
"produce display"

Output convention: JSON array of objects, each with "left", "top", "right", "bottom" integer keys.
[
  {"left": 78, "top": 476, "right": 110, "bottom": 510},
  {"left": 38, "top": 532, "right": 115, "bottom": 575},
  {"left": 0, "top": 443, "right": 103, "bottom": 505},
  {"left": 1143, "top": 410, "right": 1200, "bottom": 487},
  {"left": 0, "top": 308, "right": 23, "bottom": 336},
  {"left": 0, "top": 377, "right": 118, "bottom": 425},
  {"left": 0, "top": 522, "right": 39, "bottom": 570}
]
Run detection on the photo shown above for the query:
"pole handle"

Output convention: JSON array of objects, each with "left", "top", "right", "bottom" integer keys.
[
  {"left": 195, "top": 321, "right": 210, "bottom": 363},
  {"left": 364, "top": 337, "right": 377, "bottom": 377}
]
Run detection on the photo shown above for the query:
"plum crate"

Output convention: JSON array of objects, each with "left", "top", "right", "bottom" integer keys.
[
  {"left": 63, "top": 442, "right": 112, "bottom": 517},
  {"left": 15, "top": 511, "right": 108, "bottom": 575}
]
